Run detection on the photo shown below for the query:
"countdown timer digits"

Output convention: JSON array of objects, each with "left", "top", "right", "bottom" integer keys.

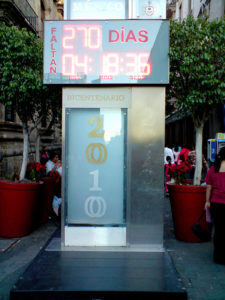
[
  {"left": 44, "top": 20, "right": 169, "bottom": 84},
  {"left": 62, "top": 24, "right": 151, "bottom": 79}
]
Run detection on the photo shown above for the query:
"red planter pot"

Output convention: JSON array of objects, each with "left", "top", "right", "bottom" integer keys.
[
  {"left": 0, "top": 181, "right": 42, "bottom": 238},
  {"left": 168, "top": 183, "right": 211, "bottom": 242}
]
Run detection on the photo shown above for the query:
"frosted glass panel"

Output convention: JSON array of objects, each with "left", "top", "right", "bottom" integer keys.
[
  {"left": 65, "top": 108, "right": 126, "bottom": 225},
  {"left": 67, "top": 0, "right": 126, "bottom": 19}
]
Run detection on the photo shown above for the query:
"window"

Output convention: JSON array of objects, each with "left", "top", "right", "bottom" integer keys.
[{"left": 5, "top": 105, "right": 15, "bottom": 122}]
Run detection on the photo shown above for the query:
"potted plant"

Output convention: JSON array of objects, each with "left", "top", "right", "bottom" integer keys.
[
  {"left": 0, "top": 179, "right": 44, "bottom": 238},
  {"left": 169, "top": 163, "right": 192, "bottom": 185},
  {"left": 0, "top": 163, "right": 47, "bottom": 238},
  {"left": 0, "top": 23, "right": 54, "bottom": 237},
  {"left": 168, "top": 16, "right": 225, "bottom": 186},
  {"left": 26, "top": 162, "right": 46, "bottom": 182},
  {"left": 167, "top": 17, "right": 224, "bottom": 242},
  {"left": 167, "top": 163, "right": 210, "bottom": 242},
  {"left": 26, "top": 162, "right": 55, "bottom": 225}
]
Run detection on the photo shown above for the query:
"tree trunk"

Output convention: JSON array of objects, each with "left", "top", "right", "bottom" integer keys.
[
  {"left": 35, "top": 131, "right": 40, "bottom": 162},
  {"left": 20, "top": 125, "right": 29, "bottom": 180},
  {"left": 193, "top": 123, "right": 204, "bottom": 185}
]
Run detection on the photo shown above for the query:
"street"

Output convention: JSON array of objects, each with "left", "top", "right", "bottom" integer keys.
[{"left": 0, "top": 198, "right": 224, "bottom": 300}]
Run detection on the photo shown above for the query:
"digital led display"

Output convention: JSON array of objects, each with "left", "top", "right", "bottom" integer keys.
[{"left": 44, "top": 20, "right": 169, "bottom": 84}]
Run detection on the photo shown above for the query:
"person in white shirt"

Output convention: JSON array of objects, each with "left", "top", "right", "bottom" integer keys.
[
  {"left": 164, "top": 147, "right": 175, "bottom": 165},
  {"left": 173, "top": 146, "right": 181, "bottom": 163},
  {"left": 46, "top": 152, "right": 62, "bottom": 216},
  {"left": 46, "top": 152, "right": 62, "bottom": 176}
]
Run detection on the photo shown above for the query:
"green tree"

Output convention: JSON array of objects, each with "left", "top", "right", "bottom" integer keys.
[
  {"left": 34, "top": 86, "right": 62, "bottom": 162},
  {"left": 168, "top": 16, "right": 225, "bottom": 185},
  {"left": 0, "top": 23, "right": 61, "bottom": 179}
]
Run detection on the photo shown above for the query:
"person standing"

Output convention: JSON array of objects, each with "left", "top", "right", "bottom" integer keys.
[
  {"left": 40, "top": 146, "right": 49, "bottom": 165},
  {"left": 187, "top": 145, "right": 208, "bottom": 179},
  {"left": 164, "top": 146, "right": 174, "bottom": 165},
  {"left": 46, "top": 152, "right": 62, "bottom": 216},
  {"left": 165, "top": 156, "right": 174, "bottom": 193},
  {"left": 205, "top": 147, "right": 225, "bottom": 265},
  {"left": 172, "top": 146, "right": 181, "bottom": 163},
  {"left": 46, "top": 152, "right": 62, "bottom": 176},
  {"left": 177, "top": 145, "right": 191, "bottom": 162}
]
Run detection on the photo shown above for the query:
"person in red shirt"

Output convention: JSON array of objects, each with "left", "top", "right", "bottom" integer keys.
[
  {"left": 165, "top": 156, "right": 175, "bottom": 193},
  {"left": 177, "top": 145, "right": 191, "bottom": 162},
  {"left": 205, "top": 147, "right": 225, "bottom": 265}
]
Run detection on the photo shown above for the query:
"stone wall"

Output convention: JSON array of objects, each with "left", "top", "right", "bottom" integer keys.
[
  {"left": 0, "top": 120, "right": 61, "bottom": 177},
  {"left": 28, "top": 0, "right": 63, "bottom": 36}
]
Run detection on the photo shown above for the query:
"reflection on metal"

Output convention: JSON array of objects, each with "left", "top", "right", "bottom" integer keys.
[
  {"left": 65, "top": 227, "right": 126, "bottom": 246},
  {"left": 127, "top": 87, "right": 165, "bottom": 247}
]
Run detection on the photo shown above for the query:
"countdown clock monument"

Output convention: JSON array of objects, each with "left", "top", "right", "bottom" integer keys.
[
  {"left": 11, "top": 1, "right": 187, "bottom": 299},
  {"left": 43, "top": 14, "right": 169, "bottom": 248}
]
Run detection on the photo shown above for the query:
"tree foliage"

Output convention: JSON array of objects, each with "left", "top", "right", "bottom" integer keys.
[
  {"left": 0, "top": 22, "right": 44, "bottom": 124},
  {"left": 168, "top": 16, "right": 225, "bottom": 185},
  {"left": 0, "top": 23, "right": 61, "bottom": 179},
  {"left": 168, "top": 16, "right": 225, "bottom": 127}
]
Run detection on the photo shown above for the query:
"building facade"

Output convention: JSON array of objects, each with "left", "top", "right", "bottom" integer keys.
[
  {"left": 0, "top": 0, "right": 64, "bottom": 177},
  {"left": 175, "top": 0, "right": 225, "bottom": 21}
]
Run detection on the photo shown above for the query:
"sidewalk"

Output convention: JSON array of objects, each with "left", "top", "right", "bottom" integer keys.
[
  {"left": 164, "top": 196, "right": 225, "bottom": 300},
  {"left": 0, "top": 220, "right": 58, "bottom": 300},
  {"left": 0, "top": 199, "right": 224, "bottom": 300}
]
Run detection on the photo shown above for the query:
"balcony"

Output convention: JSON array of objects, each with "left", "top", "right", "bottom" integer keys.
[{"left": 0, "top": 0, "right": 38, "bottom": 32}]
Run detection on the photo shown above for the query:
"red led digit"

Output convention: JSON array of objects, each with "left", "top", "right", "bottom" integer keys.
[
  {"left": 125, "top": 53, "right": 151, "bottom": 76},
  {"left": 60, "top": 23, "right": 152, "bottom": 80},
  {"left": 102, "top": 53, "right": 119, "bottom": 75},
  {"left": 76, "top": 25, "right": 101, "bottom": 49},
  {"left": 88, "top": 26, "right": 101, "bottom": 49},
  {"left": 75, "top": 55, "right": 88, "bottom": 74},
  {"left": 62, "top": 54, "right": 75, "bottom": 75},
  {"left": 125, "top": 53, "right": 138, "bottom": 75},
  {"left": 77, "top": 26, "right": 88, "bottom": 48},
  {"left": 138, "top": 53, "right": 151, "bottom": 75},
  {"left": 62, "top": 26, "right": 75, "bottom": 49}
]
